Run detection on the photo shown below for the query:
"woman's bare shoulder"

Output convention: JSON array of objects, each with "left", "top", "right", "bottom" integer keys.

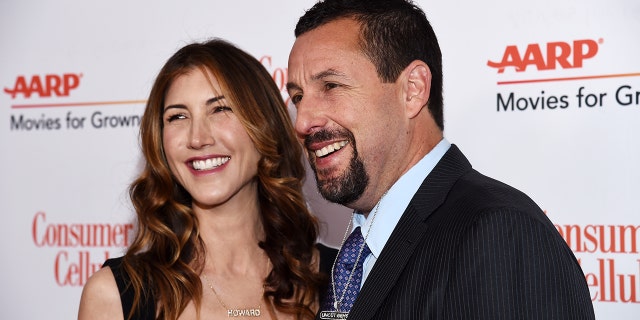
[{"left": 77, "top": 266, "right": 124, "bottom": 320}]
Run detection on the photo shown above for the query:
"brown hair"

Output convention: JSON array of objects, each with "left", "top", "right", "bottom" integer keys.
[{"left": 123, "top": 38, "right": 322, "bottom": 319}]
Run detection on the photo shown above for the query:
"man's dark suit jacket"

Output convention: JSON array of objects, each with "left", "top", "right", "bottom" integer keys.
[{"left": 331, "top": 144, "right": 595, "bottom": 319}]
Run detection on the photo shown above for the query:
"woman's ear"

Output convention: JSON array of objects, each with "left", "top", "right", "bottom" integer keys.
[{"left": 403, "top": 60, "right": 432, "bottom": 119}]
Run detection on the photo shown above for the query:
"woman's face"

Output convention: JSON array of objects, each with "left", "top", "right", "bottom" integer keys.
[{"left": 162, "top": 68, "right": 261, "bottom": 210}]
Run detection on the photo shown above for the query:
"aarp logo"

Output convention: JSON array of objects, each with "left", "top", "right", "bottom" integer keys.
[
  {"left": 4, "top": 73, "right": 82, "bottom": 99},
  {"left": 487, "top": 39, "right": 601, "bottom": 73}
]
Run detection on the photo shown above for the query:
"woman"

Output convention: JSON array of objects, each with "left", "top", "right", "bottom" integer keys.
[{"left": 78, "top": 39, "right": 330, "bottom": 319}]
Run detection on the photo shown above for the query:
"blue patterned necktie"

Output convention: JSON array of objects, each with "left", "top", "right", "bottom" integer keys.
[{"left": 323, "top": 226, "right": 371, "bottom": 313}]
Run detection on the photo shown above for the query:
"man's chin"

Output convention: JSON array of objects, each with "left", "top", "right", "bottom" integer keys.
[
  {"left": 316, "top": 179, "right": 362, "bottom": 206},
  {"left": 312, "top": 165, "right": 340, "bottom": 183},
  {"left": 310, "top": 146, "right": 368, "bottom": 205}
]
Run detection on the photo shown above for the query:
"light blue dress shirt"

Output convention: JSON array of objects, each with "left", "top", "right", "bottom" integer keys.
[{"left": 350, "top": 138, "right": 451, "bottom": 287}]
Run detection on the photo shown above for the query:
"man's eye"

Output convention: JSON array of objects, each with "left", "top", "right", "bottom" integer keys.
[
  {"left": 290, "top": 94, "right": 302, "bottom": 105},
  {"left": 324, "top": 82, "right": 339, "bottom": 90}
]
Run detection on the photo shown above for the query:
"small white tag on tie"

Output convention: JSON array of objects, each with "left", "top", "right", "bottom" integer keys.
[{"left": 319, "top": 311, "right": 349, "bottom": 319}]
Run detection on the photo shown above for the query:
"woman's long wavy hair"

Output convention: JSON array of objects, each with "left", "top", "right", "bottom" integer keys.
[{"left": 123, "top": 38, "right": 323, "bottom": 319}]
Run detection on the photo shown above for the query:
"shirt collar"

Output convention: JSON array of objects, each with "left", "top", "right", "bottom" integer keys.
[{"left": 352, "top": 138, "right": 451, "bottom": 258}]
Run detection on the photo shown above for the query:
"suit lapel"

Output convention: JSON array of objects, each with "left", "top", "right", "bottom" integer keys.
[{"left": 347, "top": 145, "right": 472, "bottom": 319}]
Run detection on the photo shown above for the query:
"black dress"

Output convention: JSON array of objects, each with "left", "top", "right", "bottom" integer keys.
[
  {"left": 103, "top": 258, "right": 155, "bottom": 320},
  {"left": 104, "top": 243, "right": 338, "bottom": 319}
]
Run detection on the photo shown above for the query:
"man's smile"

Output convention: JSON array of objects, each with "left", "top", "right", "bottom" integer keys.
[{"left": 313, "top": 140, "right": 349, "bottom": 158}]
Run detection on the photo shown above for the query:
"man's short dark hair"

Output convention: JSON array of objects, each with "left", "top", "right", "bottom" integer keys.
[{"left": 295, "top": 0, "right": 444, "bottom": 130}]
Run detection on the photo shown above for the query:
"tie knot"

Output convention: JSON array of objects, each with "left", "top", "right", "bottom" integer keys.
[{"left": 338, "top": 226, "right": 371, "bottom": 268}]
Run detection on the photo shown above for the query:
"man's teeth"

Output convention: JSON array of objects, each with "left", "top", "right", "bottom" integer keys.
[
  {"left": 192, "top": 157, "right": 230, "bottom": 170},
  {"left": 315, "top": 141, "right": 348, "bottom": 157}
]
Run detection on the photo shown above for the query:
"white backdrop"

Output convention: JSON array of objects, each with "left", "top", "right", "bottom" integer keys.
[{"left": 1, "top": 0, "right": 638, "bottom": 318}]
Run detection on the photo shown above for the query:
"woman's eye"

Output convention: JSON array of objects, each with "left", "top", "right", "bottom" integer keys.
[
  {"left": 213, "top": 106, "right": 232, "bottom": 113},
  {"left": 166, "top": 114, "right": 186, "bottom": 122}
]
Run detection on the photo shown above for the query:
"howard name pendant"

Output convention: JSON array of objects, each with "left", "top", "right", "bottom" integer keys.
[
  {"left": 227, "top": 307, "right": 261, "bottom": 317},
  {"left": 319, "top": 311, "right": 349, "bottom": 319}
]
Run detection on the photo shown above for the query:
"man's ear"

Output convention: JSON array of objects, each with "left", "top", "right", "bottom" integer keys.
[{"left": 403, "top": 60, "right": 431, "bottom": 119}]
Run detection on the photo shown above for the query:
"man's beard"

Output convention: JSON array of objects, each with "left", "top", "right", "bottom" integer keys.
[{"left": 305, "top": 130, "right": 369, "bottom": 205}]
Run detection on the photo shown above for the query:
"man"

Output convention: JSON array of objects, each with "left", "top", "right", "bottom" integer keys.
[{"left": 287, "top": 0, "right": 595, "bottom": 319}]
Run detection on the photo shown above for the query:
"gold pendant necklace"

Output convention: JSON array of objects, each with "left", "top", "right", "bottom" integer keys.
[{"left": 203, "top": 256, "right": 270, "bottom": 318}]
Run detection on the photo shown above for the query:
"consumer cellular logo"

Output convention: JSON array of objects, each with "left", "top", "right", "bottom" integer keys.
[
  {"left": 31, "top": 211, "right": 133, "bottom": 286},
  {"left": 554, "top": 221, "right": 640, "bottom": 303}
]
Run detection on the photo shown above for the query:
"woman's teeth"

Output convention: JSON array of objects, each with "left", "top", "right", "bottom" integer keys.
[{"left": 192, "top": 157, "right": 230, "bottom": 170}]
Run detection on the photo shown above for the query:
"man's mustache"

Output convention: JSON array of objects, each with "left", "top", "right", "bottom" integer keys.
[{"left": 304, "top": 129, "right": 353, "bottom": 150}]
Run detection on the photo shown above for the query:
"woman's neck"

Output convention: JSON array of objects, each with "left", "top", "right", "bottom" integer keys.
[{"left": 195, "top": 198, "right": 267, "bottom": 275}]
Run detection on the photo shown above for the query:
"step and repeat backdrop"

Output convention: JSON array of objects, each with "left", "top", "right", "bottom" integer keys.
[{"left": 1, "top": 0, "right": 638, "bottom": 318}]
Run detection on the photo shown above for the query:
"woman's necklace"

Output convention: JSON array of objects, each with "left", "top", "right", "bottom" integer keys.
[
  {"left": 328, "top": 192, "right": 387, "bottom": 314},
  {"left": 203, "top": 255, "right": 270, "bottom": 318}
]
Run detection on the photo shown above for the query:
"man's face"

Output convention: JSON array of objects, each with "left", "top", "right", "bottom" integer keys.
[{"left": 287, "top": 18, "right": 407, "bottom": 212}]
